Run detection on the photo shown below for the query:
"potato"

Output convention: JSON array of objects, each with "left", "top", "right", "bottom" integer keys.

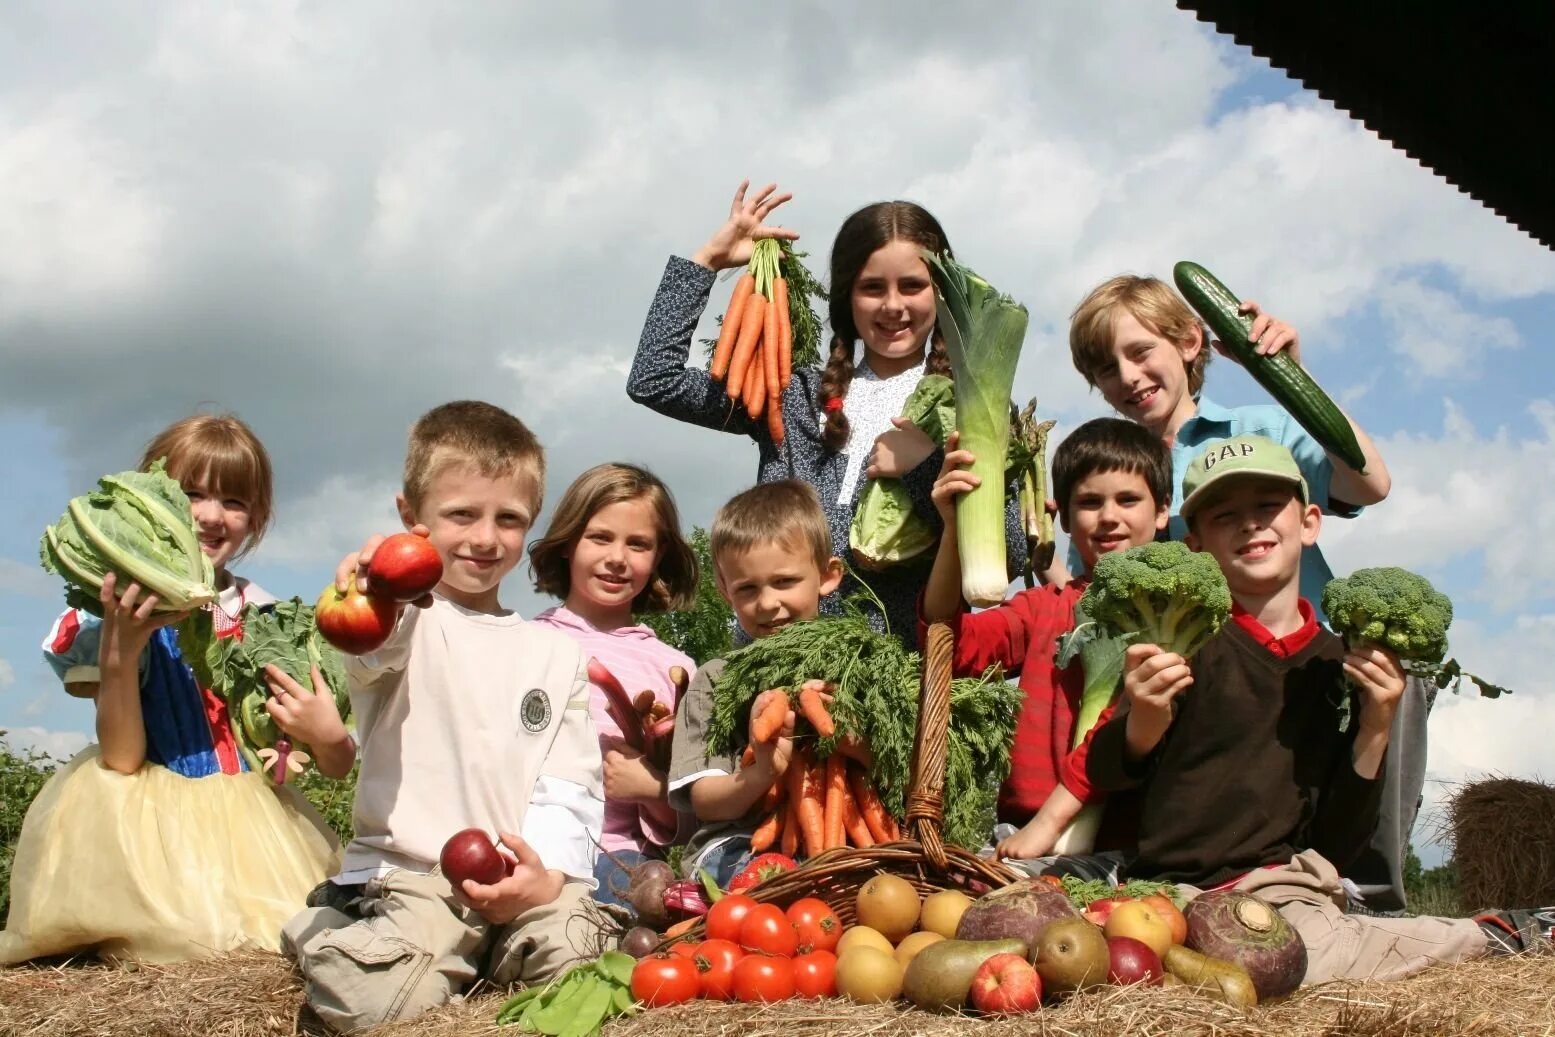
[
  {"left": 856, "top": 875, "right": 921, "bottom": 943},
  {"left": 836, "top": 947, "right": 903, "bottom": 1004}
]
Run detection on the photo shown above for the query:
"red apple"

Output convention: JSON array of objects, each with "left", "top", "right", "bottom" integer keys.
[
  {"left": 1082, "top": 895, "right": 1130, "bottom": 927},
  {"left": 440, "top": 828, "right": 508, "bottom": 887},
  {"left": 366, "top": 532, "right": 444, "bottom": 602},
  {"left": 1106, "top": 936, "right": 1164, "bottom": 986},
  {"left": 315, "top": 581, "right": 398, "bottom": 655},
  {"left": 968, "top": 952, "right": 1042, "bottom": 1015}
]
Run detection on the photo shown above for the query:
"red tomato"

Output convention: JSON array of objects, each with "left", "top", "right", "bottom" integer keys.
[
  {"left": 739, "top": 903, "right": 799, "bottom": 957},
  {"left": 692, "top": 938, "right": 745, "bottom": 1001},
  {"left": 667, "top": 941, "right": 699, "bottom": 959},
  {"left": 791, "top": 950, "right": 838, "bottom": 998},
  {"left": 705, "top": 893, "right": 757, "bottom": 944},
  {"left": 732, "top": 954, "right": 795, "bottom": 1002},
  {"left": 785, "top": 897, "right": 842, "bottom": 954},
  {"left": 630, "top": 955, "right": 700, "bottom": 1007}
]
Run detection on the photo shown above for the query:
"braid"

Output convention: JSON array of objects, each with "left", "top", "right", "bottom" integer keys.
[
  {"left": 817, "top": 334, "right": 855, "bottom": 451},
  {"left": 924, "top": 327, "right": 951, "bottom": 379}
]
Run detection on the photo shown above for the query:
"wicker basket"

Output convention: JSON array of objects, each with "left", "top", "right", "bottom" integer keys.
[{"left": 665, "top": 622, "right": 1020, "bottom": 939}]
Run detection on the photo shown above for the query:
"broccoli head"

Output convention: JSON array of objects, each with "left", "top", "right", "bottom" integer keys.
[
  {"left": 1078, "top": 541, "right": 1232, "bottom": 659},
  {"left": 1321, "top": 566, "right": 1509, "bottom": 701},
  {"left": 1321, "top": 566, "right": 1452, "bottom": 662}
]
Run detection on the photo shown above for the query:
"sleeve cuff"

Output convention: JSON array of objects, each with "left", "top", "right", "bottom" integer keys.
[
  {"left": 522, "top": 776, "right": 605, "bottom": 887},
  {"left": 667, "top": 767, "right": 729, "bottom": 812}
]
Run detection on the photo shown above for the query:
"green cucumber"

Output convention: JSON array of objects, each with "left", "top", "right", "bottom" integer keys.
[{"left": 1173, "top": 261, "right": 1367, "bottom": 474}]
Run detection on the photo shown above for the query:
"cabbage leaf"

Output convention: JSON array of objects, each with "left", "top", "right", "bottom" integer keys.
[{"left": 39, "top": 460, "right": 216, "bottom": 616}]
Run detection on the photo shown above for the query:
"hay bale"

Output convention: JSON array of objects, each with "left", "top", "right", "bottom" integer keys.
[
  {"left": 3, "top": 950, "right": 1553, "bottom": 1037},
  {"left": 1447, "top": 776, "right": 1555, "bottom": 909}
]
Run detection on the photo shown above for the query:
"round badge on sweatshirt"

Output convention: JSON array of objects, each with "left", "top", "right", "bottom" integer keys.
[{"left": 520, "top": 689, "right": 552, "bottom": 732}]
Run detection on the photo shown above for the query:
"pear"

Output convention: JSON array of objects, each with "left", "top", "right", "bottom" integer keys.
[{"left": 1030, "top": 917, "right": 1110, "bottom": 995}]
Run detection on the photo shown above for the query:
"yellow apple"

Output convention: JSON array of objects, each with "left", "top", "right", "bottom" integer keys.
[{"left": 1103, "top": 899, "right": 1173, "bottom": 958}]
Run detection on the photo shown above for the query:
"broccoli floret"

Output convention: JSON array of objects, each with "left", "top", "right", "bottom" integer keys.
[
  {"left": 1320, "top": 566, "right": 1509, "bottom": 701},
  {"left": 1321, "top": 566, "right": 1452, "bottom": 662},
  {"left": 1077, "top": 541, "right": 1232, "bottom": 659}
]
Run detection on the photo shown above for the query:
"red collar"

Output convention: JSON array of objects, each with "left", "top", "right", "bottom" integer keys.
[{"left": 1231, "top": 598, "right": 1319, "bottom": 658}]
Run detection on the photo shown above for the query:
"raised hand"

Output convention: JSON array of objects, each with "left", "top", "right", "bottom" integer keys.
[
  {"left": 691, "top": 181, "right": 800, "bottom": 271},
  {"left": 929, "top": 430, "right": 979, "bottom": 526},
  {"left": 98, "top": 572, "right": 185, "bottom": 674},
  {"left": 1210, "top": 300, "right": 1303, "bottom": 364}
]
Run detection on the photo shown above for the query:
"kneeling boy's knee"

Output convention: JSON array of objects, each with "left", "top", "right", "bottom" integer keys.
[{"left": 293, "top": 921, "right": 452, "bottom": 1033}]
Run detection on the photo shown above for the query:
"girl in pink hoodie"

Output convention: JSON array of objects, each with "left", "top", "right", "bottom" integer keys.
[{"left": 529, "top": 463, "right": 699, "bottom": 907}]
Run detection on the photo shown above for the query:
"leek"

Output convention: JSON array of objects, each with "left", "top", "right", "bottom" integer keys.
[{"left": 924, "top": 252, "right": 1029, "bottom": 606}]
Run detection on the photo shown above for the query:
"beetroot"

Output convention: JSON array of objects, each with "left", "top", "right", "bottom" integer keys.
[
  {"left": 625, "top": 859, "right": 675, "bottom": 929},
  {"left": 662, "top": 879, "right": 711, "bottom": 917},
  {"left": 1183, "top": 890, "right": 1306, "bottom": 1000},
  {"left": 620, "top": 926, "right": 660, "bottom": 958},
  {"left": 954, "top": 877, "right": 1080, "bottom": 951}
]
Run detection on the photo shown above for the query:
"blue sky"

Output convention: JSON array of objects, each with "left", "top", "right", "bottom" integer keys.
[{"left": 3, "top": 2, "right": 1552, "bottom": 867}]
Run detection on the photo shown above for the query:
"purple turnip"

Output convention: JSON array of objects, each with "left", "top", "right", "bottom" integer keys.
[
  {"left": 954, "top": 877, "right": 1080, "bottom": 951},
  {"left": 1183, "top": 890, "right": 1306, "bottom": 1000}
]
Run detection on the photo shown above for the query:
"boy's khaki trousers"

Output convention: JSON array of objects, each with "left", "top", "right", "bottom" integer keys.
[
  {"left": 283, "top": 869, "right": 593, "bottom": 1034},
  {"left": 1185, "top": 850, "right": 1487, "bottom": 984}
]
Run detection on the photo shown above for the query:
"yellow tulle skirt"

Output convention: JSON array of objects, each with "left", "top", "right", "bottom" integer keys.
[{"left": 0, "top": 746, "right": 341, "bottom": 965}]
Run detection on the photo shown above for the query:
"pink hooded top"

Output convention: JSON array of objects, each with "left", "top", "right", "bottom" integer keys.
[{"left": 531, "top": 606, "right": 694, "bottom": 854}]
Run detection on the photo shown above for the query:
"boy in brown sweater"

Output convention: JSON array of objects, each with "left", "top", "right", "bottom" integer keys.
[{"left": 1086, "top": 434, "right": 1549, "bottom": 983}]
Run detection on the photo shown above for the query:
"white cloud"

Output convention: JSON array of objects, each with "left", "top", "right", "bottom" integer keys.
[
  {"left": 2, "top": 1, "right": 1555, "bottom": 839},
  {"left": 1321, "top": 398, "right": 1555, "bottom": 612},
  {"left": 0, "top": 725, "right": 90, "bottom": 761},
  {"left": 1375, "top": 280, "right": 1520, "bottom": 380},
  {"left": 252, "top": 475, "right": 404, "bottom": 571},
  {"left": 0, "top": 658, "right": 14, "bottom": 691}
]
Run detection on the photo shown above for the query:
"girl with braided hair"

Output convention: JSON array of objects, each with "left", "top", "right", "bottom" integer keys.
[{"left": 628, "top": 181, "right": 1022, "bottom": 646}]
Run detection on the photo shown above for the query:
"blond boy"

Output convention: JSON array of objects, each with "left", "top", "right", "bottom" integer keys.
[
  {"left": 276, "top": 401, "right": 603, "bottom": 1033},
  {"left": 667, "top": 480, "right": 843, "bottom": 883}
]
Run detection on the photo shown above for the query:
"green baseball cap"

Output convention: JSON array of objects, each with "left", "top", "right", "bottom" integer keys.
[{"left": 1180, "top": 434, "right": 1309, "bottom": 519}]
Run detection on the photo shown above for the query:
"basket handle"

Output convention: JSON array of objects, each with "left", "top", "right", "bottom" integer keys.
[{"left": 906, "top": 621, "right": 953, "bottom": 870}]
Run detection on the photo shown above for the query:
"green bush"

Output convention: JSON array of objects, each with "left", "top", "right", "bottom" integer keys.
[
  {"left": 294, "top": 763, "right": 357, "bottom": 845},
  {"left": 639, "top": 527, "right": 734, "bottom": 666},
  {"left": 0, "top": 734, "right": 60, "bottom": 927},
  {"left": 1403, "top": 844, "right": 1463, "bottom": 917}
]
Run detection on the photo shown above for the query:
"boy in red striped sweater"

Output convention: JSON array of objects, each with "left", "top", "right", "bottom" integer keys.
[{"left": 920, "top": 418, "right": 1169, "bottom": 855}]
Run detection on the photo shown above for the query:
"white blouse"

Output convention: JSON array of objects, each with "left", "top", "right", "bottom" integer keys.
[{"left": 834, "top": 360, "right": 927, "bottom": 506}]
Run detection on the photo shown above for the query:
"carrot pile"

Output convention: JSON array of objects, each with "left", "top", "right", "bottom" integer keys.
[
  {"left": 739, "top": 684, "right": 901, "bottom": 856},
  {"left": 710, "top": 238, "right": 792, "bottom": 445}
]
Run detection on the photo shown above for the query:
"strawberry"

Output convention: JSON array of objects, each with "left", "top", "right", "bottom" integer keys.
[{"left": 728, "top": 852, "right": 798, "bottom": 893}]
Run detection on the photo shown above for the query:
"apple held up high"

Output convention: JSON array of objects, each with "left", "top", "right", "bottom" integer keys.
[
  {"left": 968, "top": 953, "right": 1042, "bottom": 1015},
  {"left": 367, "top": 532, "right": 444, "bottom": 602}
]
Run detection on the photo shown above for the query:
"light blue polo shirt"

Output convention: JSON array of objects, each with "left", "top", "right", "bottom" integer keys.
[{"left": 1068, "top": 396, "right": 1358, "bottom": 621}]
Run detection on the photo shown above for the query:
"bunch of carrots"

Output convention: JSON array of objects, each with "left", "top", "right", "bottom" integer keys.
[
  {"left": 739, "top": 682, "right": 900, "bottom": 856},
  {"left": 710, "top": 238, "right": 792, "bottom": 446}
]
